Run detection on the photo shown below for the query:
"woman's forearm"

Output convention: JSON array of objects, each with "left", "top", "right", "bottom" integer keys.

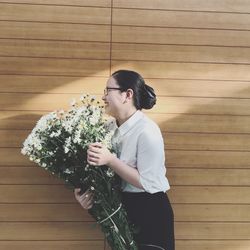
[{"left": 108, "top": 155, "right": 144, "bottom": 190}]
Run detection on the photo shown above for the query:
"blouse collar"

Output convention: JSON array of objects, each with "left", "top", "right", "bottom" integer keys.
[{"left": 116, "top": 110, "right": 144, "bottom": 136}]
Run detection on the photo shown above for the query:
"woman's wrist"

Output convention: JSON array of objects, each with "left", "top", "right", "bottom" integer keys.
[{"left": 108, "top": 153, "right": 117, "bottom": 167}]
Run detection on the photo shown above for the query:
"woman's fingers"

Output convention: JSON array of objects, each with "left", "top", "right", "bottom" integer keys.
[
  {"left": 81, "top": 195, "right": 94, "bottom": 209},
  {"left": 87, "top": 150, "right": 99, "bottom": 158},
  {"left": 74, "top": 188, "right": 82, "bottom": 198},
  {"left": 75, "top": 189, "right": 94, "bottom": 209},
  {"left": 89, "top": 142, "right": 102, "bottom": 148}
]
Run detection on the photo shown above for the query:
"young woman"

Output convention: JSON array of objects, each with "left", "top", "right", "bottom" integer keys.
[{"left": 74, "top": 70, "right": 175, "bottom": 250}]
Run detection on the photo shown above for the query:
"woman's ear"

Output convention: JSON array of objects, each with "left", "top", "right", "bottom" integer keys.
[
  {"left": 122, "top": 89, "right": 133, "bottom": 104},
  {"left": 126, "top": 88, "right": 134, "bottom": 99}
]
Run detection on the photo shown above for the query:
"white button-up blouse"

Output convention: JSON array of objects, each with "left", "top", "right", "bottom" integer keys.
[{"left": 109, "top": 110, "right": 170, "bottom": 194}]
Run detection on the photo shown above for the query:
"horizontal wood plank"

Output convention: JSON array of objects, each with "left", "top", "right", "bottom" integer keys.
[
  {"left": 0, "top": 21, "right": 110, "bottom": 41},
  {"left": 167, "top": 150, "right": 250, "bottom": 169},
  {"left": 0, "top": 0, "right": 111, "bottom": 7},
  {"left": 173, "top": 204, "right": 250, "bottom": 222},
  {"left": 1, "top": 148, "right": 250, "bottom": 169},
  {"left": 1, "top": 167, "right": 250, "bottom": 186},
  {"left": 176, "top": 240, "right": 250, "bottom": 250},
  {"left": 0, "top": 57, "right": 110, "bottom": 76},
  {"left": 175, "top": 222, "right": 250, "bottom": 239},
  {"left": 0, "top": 39, "right": 110, "bottom": 59},
  {"left": 1, "top": 93, "right": 250, "bottom": 115},
  {"left": 0, "top": 241, "right": 104, "bottom": 250},
  {"left": 0, "top": 240, "right": 104, "bottom": 250},
  {"left": 168, "top": 169, "right": 250, "bottom": 186},
  {"left": 0, "top": 111, "right": 48, "bottom": 130},
  {"left": 113, "top": 0, "right": 250, "bottom": 13},
  {"left": 164, "top": 132, "right": 250, "bottom": 151},
  {"left": 1, "top": 75, "right": 250, "bottom": 99},
  {"left": 1, "top": 203, "right": 249, "bottom": 222},
  {"left": 149, "top": 113, "right": 250, "bottom": 134},
  {"left": 0, "top": 222, "right": 103, "bottom": 240},
  {"left": 2, "top": 111, "right": 250, "bottom": 134},
  {"left": 146, "top": 79, "right": 250, "bottom": 98},
  {"left": 168, "top": 186, "right": 250, "bottom": 204},
  {"left": 0, "top": 166, "right": 63, "bottom": 185},
  {"left": 0, "top": 75, "right": 108, "bottom": 93},
  {"left": 3, "top": 129, "right": 250, "bottom": 151},
  {"left": 0, "top": 185, "right": 250, "bottom": 203},
  {"left": 0, "top": 221, "right": 249, "bottom": 240},
  {"left": 0, "top": 185, "right": 76, "bottom": 203},
  {"left": 0, "top": 4, "right": 111, "bottom": 24},
  {"left": 112, "top": 26, "right": 250, "bottom": 46},
  {"left": 112, "top": 43, "right": 250, "bottom": 64},
  {"left": 0, "top": 148, "right": 33, "bottom": 166},
  {"left": 0, "top": 203, "right": 93, "bottom": 222},
  {"left": 108, "top": 240, "right": 250, "bottom": 250},
  {"left": 113, "top": 8, "right": 250, "bottom": 30},
  {"left": 112, "top": 61, "right": 250, "bottom": 81}
]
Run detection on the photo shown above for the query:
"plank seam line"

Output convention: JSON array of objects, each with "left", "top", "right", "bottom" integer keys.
[{"left": 0, "top": 1, "right": 110, "bottom": 8}]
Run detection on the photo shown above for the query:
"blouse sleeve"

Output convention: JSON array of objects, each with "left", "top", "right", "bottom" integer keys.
[{"left": 136, "top": 125, "right": 166, "bottom": 193}]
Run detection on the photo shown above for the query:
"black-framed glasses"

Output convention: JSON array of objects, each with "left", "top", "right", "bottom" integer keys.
[{"left": 104, "top": 87, "right": 123, "bottom": 96}]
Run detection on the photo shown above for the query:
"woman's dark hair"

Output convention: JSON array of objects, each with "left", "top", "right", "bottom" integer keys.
[{"left": 111, "top": 70, "right": 156, "bottom": 110}]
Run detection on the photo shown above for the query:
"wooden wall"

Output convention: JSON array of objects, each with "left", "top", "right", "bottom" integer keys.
[{"left": 1, "top": 0, "right": 250, "bottom": 249}]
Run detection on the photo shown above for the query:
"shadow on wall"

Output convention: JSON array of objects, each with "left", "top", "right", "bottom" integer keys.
[{"left": 2, "top": 75, "right": 250, "bottom": 177}]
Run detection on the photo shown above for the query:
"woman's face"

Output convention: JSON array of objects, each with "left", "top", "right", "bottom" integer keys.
[{"left": 102, "top": 77, "right": 126, "bottom": 117}]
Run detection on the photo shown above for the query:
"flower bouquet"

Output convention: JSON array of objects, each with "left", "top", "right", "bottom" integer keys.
[{"left": 21, "top": 95, "right": 137, "bottom": 250}]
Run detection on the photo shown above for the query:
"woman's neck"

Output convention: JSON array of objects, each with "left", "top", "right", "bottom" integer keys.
[{"left": 116, "top": 109, "right": 137, "bottom": 127}]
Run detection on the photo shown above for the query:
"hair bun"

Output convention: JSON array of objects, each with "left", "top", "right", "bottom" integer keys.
[{"left": 141, "top": 84, "right": 156, "bottom": 109}]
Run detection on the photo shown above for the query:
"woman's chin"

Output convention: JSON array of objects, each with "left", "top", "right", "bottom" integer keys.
[{"left": 104, "top": 105, "right": 111, "bottom": 115}]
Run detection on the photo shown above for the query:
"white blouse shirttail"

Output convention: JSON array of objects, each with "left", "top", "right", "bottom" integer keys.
[{"left": 110, "top": 110, "right": 170, "bottom": 194}]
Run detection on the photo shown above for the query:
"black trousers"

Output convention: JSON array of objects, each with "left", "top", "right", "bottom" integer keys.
[{"left": 122, "top": 192, "right": 175, "bottom": 250}]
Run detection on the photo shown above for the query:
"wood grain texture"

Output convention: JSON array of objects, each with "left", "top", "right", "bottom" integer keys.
[
  {"left": 112, "top": 43, "right": 250, "bottom": 64},
  {"left": 0, "top": 185, "right": 249, "bottom": 204},
  {"left": 1, "top": 203, "right": 250, "bottom": 222},
  {"left": 173, "top": 204, "right": 250, "bottom": 222},
  {"left": 0, "top": 221, "right": 249, "bottom": 240},
  {"left": 1, "top": 166, "right": 250, "bottom": 186},
  {"left": 0, "top": 57, "right": 110, "bottom": 76},
  {"left": 112, "top": 61, "right": 250, "bottom": 81},
  {"left": 113, "top": 0, "right": 250, "bottom": 12},
  {"left": 0, "top": 39, "right": 110, "bottom": 59},
  {"left": 1, "top": 75, "right": 250, "bottom": 99},
  {"left": 112, "top": 26, "right": 250, "bottom": 46},
  {"left": 0, "top": 0, "right": 111, "bottom": 7},
  {"left": 0, "top": 21, "right": 110, "bottom": 41},
  {"left": 161, "top": 150, "right": 250, "bottom": 169},
  {"left": 0, "top": 203, "right": 93, "bottom": 221},
  {"left": 175, "top": 222, "right": 250, "bottom": 240},
  {"left": 1, "top": 93, "right": 250, "bottom": 116},
  {"left": 1, "top": 147, "right": 250, "bottom": 169},
  {"left": 113, "top": 8, "right": 250, "bottom": 30},
  {"left": 175, "top": 240, "right": 250, "bottom": 250},
  {"left": 0, "top": 75, "right": 109, "bottom": 93},
  {"left": 0, "top": 241, "right": 105, "bottom": 250},
  {"left": 2, "top": 111, "right": 250, "bottom": 134},
  {"left": 0, "top": 222, "right": 103, "bottom": 240},
  {"left": 0, "top": 4, "right": 111, "bottom": 24},
  {"left": 3, "top": 129, "right": 250, "bottom": 151},
  {"left": 168, "top": 186, "right": 250, "bottom": 204},
  {"left": 168, "top": 168, "right": 250, "bottom": 186}
]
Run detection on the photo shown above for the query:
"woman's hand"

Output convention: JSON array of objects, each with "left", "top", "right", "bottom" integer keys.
[
  {"left": 74, "top": 188, "right": 93, "bottom": 209},
  {"left": 87, "top": 142, "right": 115, "bottom": 166}
]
